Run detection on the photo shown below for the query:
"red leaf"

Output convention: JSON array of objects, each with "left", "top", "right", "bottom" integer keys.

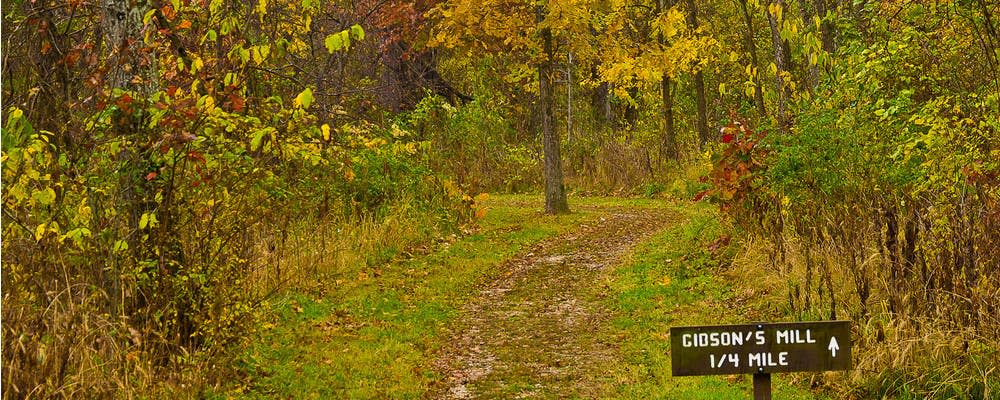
[
  {"left": 722, "top": 133, "right": 735, "bottom": 143},
  {"left": 226, "top": 94, "right": 245, "bottom": 112},
  {"left": 187, "top": 151, "right": 206, "bottom": 163},
  {"left": 146, "top": 172, "right": 158, "bottom": 181},
  {"left": 117, "top": 93, "right": 133, "bottom": 107}
]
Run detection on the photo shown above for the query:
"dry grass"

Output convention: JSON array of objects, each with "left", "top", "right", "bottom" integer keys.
[
  {"left": 2, "top": 196, "right": 458, "bottom": 399},
  {"left": 246, "top": 202, "right": 455, "bottom": 297},
  {"left": 725, "top": 229, "right": 1000, "bottom": 398}
]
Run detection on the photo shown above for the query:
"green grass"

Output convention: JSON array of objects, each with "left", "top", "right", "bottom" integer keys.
[
  {"left": 223, "top": 195, "right": 605, "bottom": 399},
  {"left": 219, "top": 195, "right": 831, "bottom": 399},
  {"left": 600, "top": 201, "right": 829, "bottom": 399}
]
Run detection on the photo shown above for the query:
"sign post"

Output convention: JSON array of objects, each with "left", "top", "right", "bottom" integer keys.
[{"left": 670, "top": 321, "right": 852, "bottom": 399}]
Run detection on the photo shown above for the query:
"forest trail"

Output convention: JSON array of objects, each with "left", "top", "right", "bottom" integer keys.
[{"left": 430, "top": 206, "right": 677, "bottom": 399}]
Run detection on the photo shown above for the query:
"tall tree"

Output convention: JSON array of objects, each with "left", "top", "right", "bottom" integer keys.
[
  {"left": 766, "top": 0, "right": 793, "bottom": 133},
  {"left": 736, "top": 0, "right": 767, "bottom": 119},
  {"left": 428, "top": 0, "right": 589, "bottom": 213},
  {"left": 101, "top": 0, "right": 154, "bottom": 92},
  {"left": 598, "top": 0, "right": 714, "bottom": 158},
  {"left": 656, "top": 0, "right": 679, "bottom": 160},
  {"left": 685, "top": 0, "right": 711, "bottom": 147},
  {"left": 538, "top": 3, "right": 569, "bottom": 214}
]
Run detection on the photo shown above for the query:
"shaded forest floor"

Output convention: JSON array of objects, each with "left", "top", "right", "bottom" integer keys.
[{"left": 222, "top": 195, "right": 834, "bottom": 399}]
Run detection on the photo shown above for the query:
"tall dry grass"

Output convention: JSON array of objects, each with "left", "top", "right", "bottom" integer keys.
[{"left": 726, "top": 215, "right": 999, "bottom": 398}]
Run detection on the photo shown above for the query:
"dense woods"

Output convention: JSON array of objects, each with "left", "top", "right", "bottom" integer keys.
[{"left": 2, "top": 0, "right": 998, "bottom": 398}]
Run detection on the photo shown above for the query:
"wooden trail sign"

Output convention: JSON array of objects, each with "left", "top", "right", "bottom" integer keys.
[{"left": 670, "top": 321, "right": 852, "bottom": 399}]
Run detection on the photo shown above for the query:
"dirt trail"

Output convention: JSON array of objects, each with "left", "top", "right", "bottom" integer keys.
[{"left": 430, "top": 207, "right": 676, "bottom": 399}]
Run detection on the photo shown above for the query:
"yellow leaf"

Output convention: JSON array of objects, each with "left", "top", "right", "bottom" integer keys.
[
  {"left": 35, "top": 223, "right": 47, "bottom": 241},
  {"left": 321, "top": 124, "right": 331, "bottom": 141},
  {"left": 294, "top": 88, "right": 314, "bottom": 108},
  {"left": 192, "top": 56, "right": 204, "bottom": 73}
]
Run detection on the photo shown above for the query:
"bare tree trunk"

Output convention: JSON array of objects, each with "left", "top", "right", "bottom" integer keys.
[
  {"left": 737, "top": 0, "right": 767, "bottom": 119},
  {"left": 379, "top": 41, "right": 405, "bottom": 113},
  {"left": 102, "top": 0, "right": 154, "bottom": 93},
  {"left": 767, "top": 0, "right": 793, "bottom": 133},
  {"left": 814, "top": 0, "right": 838, "bottom": 53},
  {"left": 591, "top": 72, "right": 612, "bottom": 127},
  {"left": 567, "top": 51, "right": 574, "bottom": 143},
  {"left": 538, "top": 4, "right": 569, "bottom": 214},
  {"left": 797, "top": 0, "right": 819, "bottom": 90},
  {"left": 661, "top": 77, "right": 678, "bottom": 160},
  {"left": 693, "top": 71, "right": 710, "bottom": 146},
  {"left": 657, "top": 0, "right": 679, "bottom": 159},
  {"left": 686, "top": 0, "right": 711, "bottom": 147}
]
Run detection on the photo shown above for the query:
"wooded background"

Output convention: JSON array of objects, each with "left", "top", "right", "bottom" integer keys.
[{"left": 2, "top": 0, "right": 998, "bottom": 397}]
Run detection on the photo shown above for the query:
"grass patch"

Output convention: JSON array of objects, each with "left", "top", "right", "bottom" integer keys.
[
  {"left": 600, "top": 200, "right": 829, "bottom": 399},
  {"left": 221, "top": 195, "right": 608, "bottom": 398}
]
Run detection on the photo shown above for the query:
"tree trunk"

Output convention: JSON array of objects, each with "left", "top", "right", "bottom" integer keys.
[
  {"left": 102, "top": 0, "right": 154, "bottom": 93},
  {"left": 379, "top": 41, "right": 405, "bottom": 113},
  {"left": 693, "top": 71, "right": 710, "bottom": 146},
  {"left": 685, "top": 0, "right": 711, "bottom": 147},
  {"left": 591, "top": 70, "right": 612, "bottom": 127},
  {"left": 538, "top": 4, "right": 569, "bottom": 214},
  {"left": 661, "top": 77, "right": 678, "bottom": 160},
  {"left": 766, "top": 0, "right": 793, "bottom": 133},
  {"left": 737, "top": 0, "right": 767, "bottom": 119},
  {"left": 814, "top": 0, "right": 838, "bottom": 53},
  {"left": 797, "top": 0, "right": 820, "bottom": 90},
  {"left": 657, "top": 0, "right": 679, "bottom": 159}
]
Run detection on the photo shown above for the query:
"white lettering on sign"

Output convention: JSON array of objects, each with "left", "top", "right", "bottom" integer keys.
[
  {"left": 747, "top": 352, "right": 790, "bottom": 367},
  {"left": 681, "top": 331, "right": 766, "bottom": 348},
  {"left": 709, "top": 353, "right": 740, "bottom": 368},
  {"left": 775, "top": 329, "right": 816, "bottom": 344}
]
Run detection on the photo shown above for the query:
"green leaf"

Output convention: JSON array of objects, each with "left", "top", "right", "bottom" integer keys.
[
  {"left": 251, "top": 129, "right": 267, "bottom": 151},
  {"left": 202, "top": 29, "right": 218, "bottom": 44},
  {"left": 113, "top": 240, "right": 129, "bottom": 253},
  {"left": 32, "top": 187, "right": 56, "bottom": 206},
  {"left": 350, "top": 24, "right": 365, "bottom": 41},
  {"left": 341, "top": 30, "right": 351, "bottom": 50},
  {"left": 139, "top": 212, "right": 159, "bottom": 230},
  {"left": 325, "top": 33, "right": 343, "bottom": 53}
]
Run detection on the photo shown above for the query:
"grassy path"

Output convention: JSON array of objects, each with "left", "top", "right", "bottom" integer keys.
[
  {"left": 430, "top": 208, "right": 676, "bottom": 398},
  {"left": 226, "top": 195, "right": 829, "bottom": 399}
]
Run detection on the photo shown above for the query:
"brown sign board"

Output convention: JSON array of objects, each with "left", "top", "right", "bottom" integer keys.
[{"left": 670, "top": 321, "right": 852, "bottom": 376}]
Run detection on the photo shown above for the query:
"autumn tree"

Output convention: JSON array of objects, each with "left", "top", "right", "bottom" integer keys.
[
  {"left": 597, "top": 0, "right": 716, "bottom": 158},
  {"left": 428, "top": 0, "right": 596, "bottom": 213}
]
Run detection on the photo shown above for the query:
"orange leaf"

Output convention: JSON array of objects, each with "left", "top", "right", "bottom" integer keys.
[
  {"left": 177, "top": 20, "right": 192, "bottom": 30},
  {"left": 161, "top": 5, "right": 176, "bottom": 20}
]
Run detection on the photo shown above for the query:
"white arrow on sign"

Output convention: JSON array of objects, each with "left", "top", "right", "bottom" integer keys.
[{"left": 828, "top": 336, "right": 840, "bottom": 357}]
